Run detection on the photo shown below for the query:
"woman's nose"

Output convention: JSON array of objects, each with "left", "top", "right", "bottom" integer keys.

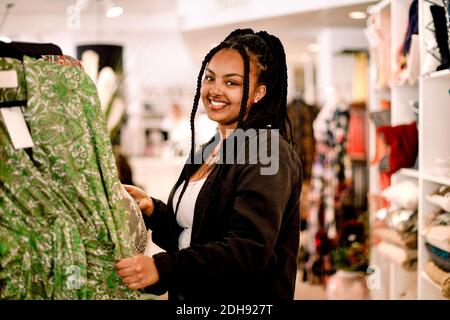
[{"left": 210, "top": 82, "right": 223, "bottom": 96}]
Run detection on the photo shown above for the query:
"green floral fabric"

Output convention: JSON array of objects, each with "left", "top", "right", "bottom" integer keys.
[{"left": 0, "top": 56, "right": 137, "bottom": 299}]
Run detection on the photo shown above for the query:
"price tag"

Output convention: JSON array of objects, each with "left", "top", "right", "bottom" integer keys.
[
  {"left": 0, "top": 107, "right": 34, "bottom": 149},
  {"left": 0, "top": 70, "right": 19, "bottom": 88}
]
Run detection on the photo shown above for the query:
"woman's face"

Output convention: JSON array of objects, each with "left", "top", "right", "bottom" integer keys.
[{"left": 200, "top": 48, "right": 266, "bottom": 134}]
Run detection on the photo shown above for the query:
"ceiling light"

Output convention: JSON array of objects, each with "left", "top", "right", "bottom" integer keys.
[
  {"left": 0, "top": 36, "right": 12, "bottom": 43},
  {"left": 103, "top": 0, "right": 123, "bottom": 18},
  {"left": 349, "top": 11, "right": 367, "bottom": 20},
  {"left": 106, "top": 5, "right": 123, "bottom": 18}
]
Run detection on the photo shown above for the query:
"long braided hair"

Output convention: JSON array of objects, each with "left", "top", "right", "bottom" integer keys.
[{"left": 173, "top": 29, "right": 294, "bottom": 216}]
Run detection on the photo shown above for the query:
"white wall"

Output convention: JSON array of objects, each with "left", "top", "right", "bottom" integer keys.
[{"left": 316, "top": 27, "right": 368, "bottom": 105}]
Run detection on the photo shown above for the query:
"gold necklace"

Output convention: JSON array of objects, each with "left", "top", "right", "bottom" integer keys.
[{"left": 196, "top": 145, "right": 221, "bottom": 178}]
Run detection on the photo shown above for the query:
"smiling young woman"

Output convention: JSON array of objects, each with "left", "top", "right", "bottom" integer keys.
[{"left": 117, "top": 29, "right": 302, "bottom": 301}]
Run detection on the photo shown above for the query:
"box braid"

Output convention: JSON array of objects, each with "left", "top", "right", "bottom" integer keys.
[
  {"left": 174, "top": 29, "right": 294, "bottom": 216},
  {"left": 173, "top": 42, "right": 228, "bottom": 216}
]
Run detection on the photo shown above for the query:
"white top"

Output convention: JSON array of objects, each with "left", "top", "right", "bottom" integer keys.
[{"left": 172, "top": 178, "right": 207, "bottom": 250}]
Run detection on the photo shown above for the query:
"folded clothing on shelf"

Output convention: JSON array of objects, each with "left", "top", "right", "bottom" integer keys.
[
  {"left": 381, "top": 180, "right": 419, "bottom": 210},
  {"left": 377, "top": 123, "right": 418, "bottom": 176},
  {"left": 425, "top": 242, "right": 450, "bottom": 272},
  {"left": 426, "top": 186, "right": 450, "bottom": 212},
  {"left": 373, "top": 227, "right": 417, "bottom": 249},
  {"left": 377, "top": 241, "right": 417, "bottom": 271},
  {"left": 423, "top": 224, "right": 450, "bottom": 253},
  {"left": 432, "top": 212, "right": 450, "bottom": 226},
  {"left": 424, "top": 260, "right": 450, "bottom": 299},
  {"left": 384, "top": 208, "right": 417, "bottom": 233},
  {"left": 370, "top": 109, "right": 391, "bottom": 128}
]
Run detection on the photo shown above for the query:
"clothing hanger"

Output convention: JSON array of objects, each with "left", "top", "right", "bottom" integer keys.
[
  {"left": 0, "top": 41, "right": 24, "bottom": 60},
  {"left": 9, "top": 41, "right": 63, "bottom": 58},
  {"left": 0, "top": 43, "right": 27, "bottom": 107},
  {"left": 0, "top": 41, "right": 63, "bottom": 108},
  {"left": 0, "top": 41, "right": 63, "bottom": 60},
  {"left": 424, "top": 0, "right": 444, "bottom": 7}
]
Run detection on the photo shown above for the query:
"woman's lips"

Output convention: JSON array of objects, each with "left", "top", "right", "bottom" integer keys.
[{"left": 209, "top": 98, "right": 228, "bottom": 111}]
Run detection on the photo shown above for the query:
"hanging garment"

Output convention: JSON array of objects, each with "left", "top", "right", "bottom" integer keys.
[
  {"left": 365, "top": 10, "right": 391, "bottom": 89},
  {"left": 41, "top": 54, "right": 84, "bottom": 70},
  {"left": 0, "top": 56, "right": 138, "bottom": 299},
  {"left": 401, "top": 0, "right": 419, "bottom": 57},
  {"left": 120, "top": 185, "right": 149, "bottom": 255},
  {"left": 351, "top": 52, "right": 369, "bottom": 103},
  {"left": 430, "top": 4, "right": 450, "bottom": 71},
  {"left": 310, "top": 101, "right": 351, "bottom": 239},
  {"left": 347, "top": 107, "right": 366, "bottom": 159},
  {"left": 287, "top": 98, "right": 319, "bottom": 181},
  {"left": 306, "top": 99, "right": 353, "bottom": 283}
]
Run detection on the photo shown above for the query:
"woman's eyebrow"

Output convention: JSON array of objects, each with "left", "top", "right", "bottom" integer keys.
[{"left": 205, "top": 68, "right": 243, "bottom": 78}]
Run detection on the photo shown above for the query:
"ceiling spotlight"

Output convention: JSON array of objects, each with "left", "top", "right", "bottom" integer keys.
[
  {"left": 349, "top": 11, "right": 367, "bottom": 20},
  {"left": 0, "top": 36, "right": 12, "bottom": 43},
  {"left": 104, "top": 0, "right": 123, "bottom": 18}
]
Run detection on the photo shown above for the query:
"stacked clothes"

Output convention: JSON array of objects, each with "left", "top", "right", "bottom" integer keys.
[
  {"left": 373, "top": 181, "right": 418, "bottom": 271},
  {"left": 423, "top": 209, "right": 450, "bottom": 299}
]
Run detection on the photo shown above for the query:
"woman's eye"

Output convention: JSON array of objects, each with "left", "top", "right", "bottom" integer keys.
[
  {"left": 205, "top": 76, "right": 214, "bottom": 82},
  {"left": 226, "top": 81, "right": 238, "bottom": 86}
]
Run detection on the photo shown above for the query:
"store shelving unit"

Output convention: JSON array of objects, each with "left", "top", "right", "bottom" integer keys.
[
  {"left": 398, "top": 168, "right": 420, "bottom": 179},
  {"left": 368, "top": 0, "right": 449, "bottom": 300},
  {"left": 417, "top": 0, "right": 450, "bottom": 300}
]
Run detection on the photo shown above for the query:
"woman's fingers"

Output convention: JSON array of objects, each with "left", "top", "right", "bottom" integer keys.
[
  {"left": 123, "top": 184, "right": 141, "bottom": 196},
  {"left": 115, "top": 255, "right": 159, "bottom": 290},
  {"left": 122, "top": 275, "right": 142, "bottom": 285},
  {"left": 122, "top": 185, "right": 153, "bottom": 216},
  {"left": 127, "top": 282, "right": 146, "bottom": 290},
  {"left": 116, "top": 256, "right": 135, "bottom": 270},
  {"left": 117, "top": 266, "right": 135, "bottom": 278}
]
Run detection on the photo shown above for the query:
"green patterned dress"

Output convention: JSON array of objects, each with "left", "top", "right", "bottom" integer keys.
[{"left": 0, "top": 56, "right": 138, "bottom": 299}]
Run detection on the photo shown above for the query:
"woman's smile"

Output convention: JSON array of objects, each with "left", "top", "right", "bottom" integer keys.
[{"left": 208, "top": 97, "right": 229, "bottom": 111}]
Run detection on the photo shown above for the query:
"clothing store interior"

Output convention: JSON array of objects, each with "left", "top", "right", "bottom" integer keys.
[{"left": 0, "top": 0, "right": 449, "bottom": 301}]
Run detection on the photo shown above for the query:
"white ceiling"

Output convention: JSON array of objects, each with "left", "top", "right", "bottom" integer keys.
[
  {"left": 0, "top": 0, "right": 374, "bottom": 32},
  {"left": 0, "top": 0, "right": 176, "bottom": 15},
  {"left": 180, "top": 2, "right": 376, "bottom": 63},
  {"left": 0, "top": 0, "right": 376, "bottom": 63}
]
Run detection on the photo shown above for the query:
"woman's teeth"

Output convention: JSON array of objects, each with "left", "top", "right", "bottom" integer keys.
[{"left": 210, "top": 100, "right": 227, "bottom": 106}]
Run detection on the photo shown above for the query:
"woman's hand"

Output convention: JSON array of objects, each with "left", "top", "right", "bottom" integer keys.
[
  {"left": 116, "top": 255, "right": 160, "bottom": 290},
  {"left": 123, "top": 184, "right": 154, "bottom": 217}
]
